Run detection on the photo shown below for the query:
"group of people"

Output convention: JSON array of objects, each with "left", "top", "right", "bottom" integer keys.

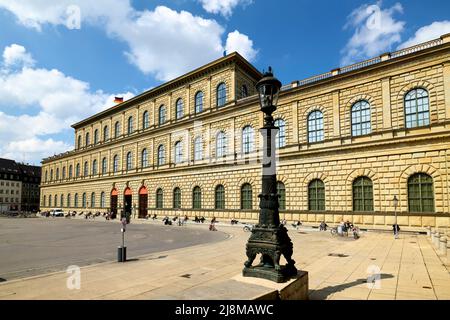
[{"left": 194, "top": 216, "right": 206, "bottom": 223}]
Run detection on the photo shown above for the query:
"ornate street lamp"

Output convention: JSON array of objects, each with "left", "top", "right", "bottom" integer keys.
[{"left": 243, "top": 67, "right": 297, "bottom": 283}]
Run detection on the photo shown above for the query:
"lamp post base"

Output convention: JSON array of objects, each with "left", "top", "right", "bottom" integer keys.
[{"left": 243, "top": 226, "right": 297, "bottom": 283}]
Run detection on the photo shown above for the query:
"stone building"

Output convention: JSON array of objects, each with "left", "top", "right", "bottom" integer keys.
[
  {"left": 40, "top": 34, "right": 450, "bottom": 229},
  {"left": 0, "top": 158, "right": 22, "bottom": 212},
  {"left": 0, "top": 158, "right": 41, "bottom": 212},
  {"left": 18, "top": 163, "right": 41, "bottom": 212}
]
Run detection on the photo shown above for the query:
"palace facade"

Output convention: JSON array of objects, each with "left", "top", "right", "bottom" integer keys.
[{"left": 40, "top": 34, "right": 450, "bottom": 229}]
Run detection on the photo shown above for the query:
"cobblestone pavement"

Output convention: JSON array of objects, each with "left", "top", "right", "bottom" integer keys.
[{"left": 0, "top": 218, "right": 449, "bottom": 300}]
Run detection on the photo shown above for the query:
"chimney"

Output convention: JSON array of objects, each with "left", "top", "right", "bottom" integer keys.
[{"left": 114, "top": 97, "right": 124, "bottom": 104}]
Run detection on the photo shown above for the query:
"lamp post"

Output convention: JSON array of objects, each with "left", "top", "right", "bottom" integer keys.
[
  {"left": 243, "top": 67, "right": 297, "bottom": 283},
  {"left": 393, "top": 195, "right": 399, "bottom": 239}
]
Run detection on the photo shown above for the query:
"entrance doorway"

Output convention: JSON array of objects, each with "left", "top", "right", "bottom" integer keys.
[
  {"left": 139, "top": 186, "right": 148, "bottom": 218},
  {"left": 110, "top": 188, "right": 118, "bottom": 219},
  {"left": 124, "top": 187, "right": 132, "bottom": 217}
]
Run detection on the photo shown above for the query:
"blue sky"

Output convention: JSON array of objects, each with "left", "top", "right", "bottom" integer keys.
[{"left": 0, "top": 0, "right": 449, "bottom": 165}]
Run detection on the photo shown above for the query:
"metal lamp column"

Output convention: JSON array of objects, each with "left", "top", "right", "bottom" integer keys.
[{"left": 242, "top": 67, "right": 297, "bottom": 283}]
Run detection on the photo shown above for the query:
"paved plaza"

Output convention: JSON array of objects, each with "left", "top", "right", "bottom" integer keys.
[
  {"left": 0, "top": 217, "right": 449, "bottom": 300},
  {"left": 0, "top": 218, "right": 228, "bottom": 281}
]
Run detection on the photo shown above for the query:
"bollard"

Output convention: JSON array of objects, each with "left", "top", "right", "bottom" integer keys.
[
  {"left": 426, "top": 226, "right": 431, "bottom": 237},
  {"left": 439, "top": 236, "right": 447, "bottom": 255},
  {"left": 434, "top": 232, "right": 441, "bottom": 248},
  {"left": 447, "top": 238, "right": 450, "bottom": 263}
]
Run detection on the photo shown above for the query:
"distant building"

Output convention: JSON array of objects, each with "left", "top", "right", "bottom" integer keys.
[
  {"left": 18, "top": 163, "right": 41, "bottom": 212},
  {"left": 0, "top": 158, "right": 41, "bottom": 212}
]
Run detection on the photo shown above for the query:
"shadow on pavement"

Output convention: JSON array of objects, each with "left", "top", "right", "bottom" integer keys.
[{"left": 310, "top": 273, "right": 394, "bottom": 300}]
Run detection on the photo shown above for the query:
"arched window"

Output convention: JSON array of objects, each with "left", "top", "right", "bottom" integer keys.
[
  {"left": 405, "top": 88, "right": 430, "bottom": 128},
  {"left": 77, "top": 136, "right": 82, "bottom": 149},
  {"left": 308, "top": 179, "right": 325, "bottom": 211},
  {"left": 100, "top": 192, "right": 105, "bottom": 208},
  {"left": 173, "top": 187, "right": 181, "bottom": 209},
  {"left": 195, "top": 91, "right": 203, "bottom": 114},
  {"left": 113, "top": 155, "right": 119, "bottom": 173},
  {"left": 48, "top": 195, "right": 52, "bottom": 207},
  {"left": 43, "top": 195, "right": 46, "bottom": 207},
  {"left": 126, "top": 152, "right": 133, "bottom": 171},
  {"left": 67, "top": 194, "right": 71, "bottom": 208},
  {"left": 277, "top": 181, "right": 286, "bottom": 210},
  {"left": 215, "top": 185, "right": 225, "bottom": 209},
  {"left": 274, "top": 118, "right": 286, "bottom": 148},
  {"left": 174, "top": 141, "right": 183, "bottom": 164},
  {"left": 60, "top": 194, "right": 64, "bottom": 207},
  {"left": 353, "top": 177, "right": 373, "bottom": 212},
  {"left": 156, "top": 188, "right": 163, "bottom": 209},
  {"left": 102, "top": 158, "right": 107, "bottom": 174},
  {"left": 50, "top": 169, "right": 53, "bottom": 181},
  {"left": 82, "top": 192, "right": 87, "bottom": 208},
  {"left": 408, "top": 173, "right": 434, "bottom": 212},
  {"left": 83, "top": 161, "right": 88, "bottom": 177},
  {"left": 94, "top": 129, "right": 99, "bottom": 144},
  {"left": 176, "top": 98, "right": 184, "bottom": 119},
  {"left": 351, "top": 100, "right": 371, "bottom": 136},
  {"left": 241, "top": 183, "right": 252, "bottom": 210},
  {"left": 103, "top": 126, "right": 109, "bottom": 141},
  {"left": 217, "top": 82, "right": 227, "bottom": 107},
  {"left": 69, "top": 165, "right": 73, "bottom": 179},
  {"left": 242, "top": 126, "right": 254, "bottom": 154},
  {"left": 193, "top": 186, "right": 201, "bottom": 209},
  {"left": 75, "top": 164, "right": 80, "bottom": 177},
  {"left": 62, "top": 167, "right": 66, "bottom": 180},
  {"left": 56, "top": 168, "right": 59, "bottom": 180},
  {"left": 308, "top": 110, "right": 324, "bottom": 143},
  {"left": 127, "top": 116, "right": 133, "bottom": 134},
  {"left": 90, "top": 192, "right": 95, "bottom": 208},
  {"left": 45, "top": 170, "right": 48, "bottom": 182},
  {"left": 114, "top": 121, "right": 120, "bottom": 138},
  {"left": 157, "top": 145, "right": 165, "bottom": 166},
  {"left": 194, "top": 137, "right": 203, "bottom": 161},
  {"left": 159, "top": 105, "right": 166, "bottom": 125},
  {"left": 92, "top": 159, "right": 97, "bottom": 175},
  {"left": 74, "top": 193, "right": 78, "bottom": 208},
  {"left": 216, "top": 131, "right": 227, "bottom": 158},
  {"left": 241, "top": 85, "right": 248, "bottom": 98},
  {"left": 85, "top": 132, "right": 90, "bottom": 146},
  {"left": 142, "top": 111, "right": 149, "bottom": 129},
  {"left": 54, "top": 195, "right": 57, "bottom": 207},
  {"left": 141, "top": 149, "right": 148, "bottom": 168}
]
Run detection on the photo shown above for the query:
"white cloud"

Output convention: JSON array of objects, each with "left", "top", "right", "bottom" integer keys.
[
  {"left": 0, "top": 44, "right": 134, "bottom": 164},
  {"left": 399, "top": 21, "right": 450, "bottom": 49},
  {"left": 2, "top": 44, "right": 35, "bottom": 67},
  {"left": 1, "top": 138, "right": 72, "bottom": 165},
  {"left": 0, "top": 1, "right": 258, "bottom": 81},
  {"left": 341, "top": 2, "right": 405, "bottom": 65},
  {"left": 199, "top": 0, "right": 252, "bottom": 18},
  {"left": 225, "top": 30, "right": 258, "bottom": 61}
]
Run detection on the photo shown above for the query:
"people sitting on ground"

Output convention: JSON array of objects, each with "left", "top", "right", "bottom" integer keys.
[
  {"left": 319, "top": 221, "right": 328, "bottom": 231},
  {"left": 231, "top": 219, "right": 239, "bottom": 225},
  {"left": 152, "top": 214, "right": 157, "bottom": 220},
  {"left": 199, "top": 216, "right": 205, "bottom": 223},
  {"left": 172, "top": 216, "right": 178, "bottom": 222},
  {"left": 162, "top": 216, "right": 172, "bottom": 225},
  {"left": 292, "top": 220, "right": 302, "bottom": 229}
]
